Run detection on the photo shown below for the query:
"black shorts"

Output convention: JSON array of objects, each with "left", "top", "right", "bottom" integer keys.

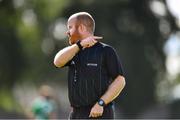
[{"left": 69, "top": 104, "right": 114, "bottom": 119}]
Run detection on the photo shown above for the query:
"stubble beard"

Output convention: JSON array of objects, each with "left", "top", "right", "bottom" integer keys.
[
  {"left": 69, "top": 36, "right": 79, "bottom": 45},
  {"left": 68, "top": 29, "right": 81, "bottom": 45}
]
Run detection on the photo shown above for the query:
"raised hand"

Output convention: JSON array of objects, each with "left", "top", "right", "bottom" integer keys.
[{"left": 80, "top": 36, "right": 103, "bottom": 49}]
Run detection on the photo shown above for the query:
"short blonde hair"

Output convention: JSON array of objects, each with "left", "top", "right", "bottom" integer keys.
[{"left": 69, "top": 12, "right": 95, "bottom": 33}]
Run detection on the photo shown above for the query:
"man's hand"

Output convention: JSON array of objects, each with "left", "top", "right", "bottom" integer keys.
[
  {"left": 80, "top": 36, "right": 102, "bottom": 49},
  {"left": 89, "top": 103, "right": 104, "bottom": 118}
]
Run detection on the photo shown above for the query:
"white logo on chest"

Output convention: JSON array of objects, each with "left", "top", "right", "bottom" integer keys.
[{"left": 87, "top": 63, "right": 98, "bottom": 67}]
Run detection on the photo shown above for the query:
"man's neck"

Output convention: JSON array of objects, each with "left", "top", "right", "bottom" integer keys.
[{"left": 80, "top": 33, "right": 93, "bottom": 41}]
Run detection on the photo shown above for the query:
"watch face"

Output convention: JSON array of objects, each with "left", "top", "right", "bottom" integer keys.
[{"left": 99, "top": 100, "right": 104, "bottom": 106}]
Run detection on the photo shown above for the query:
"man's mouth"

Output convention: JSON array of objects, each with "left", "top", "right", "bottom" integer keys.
[{"left": 67, "top": 33, "right": 71, "bottom": 38}]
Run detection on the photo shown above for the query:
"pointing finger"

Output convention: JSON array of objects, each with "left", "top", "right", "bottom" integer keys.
[{"left": 93, "top": 36, "right": 103, "bottom": 40}]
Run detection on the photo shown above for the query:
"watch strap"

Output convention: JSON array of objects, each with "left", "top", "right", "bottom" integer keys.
[
  {"left": 76, "top": 40, "right": 83, "bottom": 50},
  {"left": 98, "top": 99, "right": 106, "bottom": 107}
]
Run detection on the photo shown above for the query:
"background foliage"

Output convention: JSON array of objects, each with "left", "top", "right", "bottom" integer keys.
[{"left": 0, "top": 0, "right": 180, "bottom": 118}]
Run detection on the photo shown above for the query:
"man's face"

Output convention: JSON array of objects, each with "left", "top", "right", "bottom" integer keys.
[{"left": 66, "top": 18, "right": 81, "bottom": 45}]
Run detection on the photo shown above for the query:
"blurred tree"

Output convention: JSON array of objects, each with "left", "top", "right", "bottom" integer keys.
[
  {"left": 0, "top": 0, "right": 68, "bottom": 114},
  {"left": 0, "top": 0, "right": 25, "bottom": 111},
  {"left": 0, "top": 0, "right": 179, "bottom": 118},
  {"left": 0, "top": 0, "right": 22, "bottom": 88}
]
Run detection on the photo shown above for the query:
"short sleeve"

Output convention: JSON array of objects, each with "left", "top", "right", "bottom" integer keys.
[
  {"left": 62, "top": 59, "right": 72, "bottom": 67},
  {"left": 104, "top": 46, "right": 124, "bottom": 80},
  {"left": 63, "top": 54, "right": 78, "bottom": 67},
  {"left": 61, "top": 56, "right": 76, "bottom": 67}
]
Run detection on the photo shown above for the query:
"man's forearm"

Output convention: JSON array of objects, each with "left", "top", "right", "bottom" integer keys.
[
  {"left": 101, "top": 75, "right": 125, "bottom": 105},
  {"left": 54, "top": 44, "right": 80, "bottom": 67}
]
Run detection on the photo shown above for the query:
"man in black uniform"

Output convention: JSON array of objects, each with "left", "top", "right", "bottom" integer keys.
[{"left": 54, "top": 12, "right": 125, "bottom": 119}]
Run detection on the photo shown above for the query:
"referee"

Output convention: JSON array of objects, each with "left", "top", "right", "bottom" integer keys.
[{"left": 54, "top": 12, "right": 125, "bottom": 119}]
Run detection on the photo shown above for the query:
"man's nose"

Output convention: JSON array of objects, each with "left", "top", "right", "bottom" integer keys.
[{"left": 66, "top": 30, "right": 70, "bottom": 35}]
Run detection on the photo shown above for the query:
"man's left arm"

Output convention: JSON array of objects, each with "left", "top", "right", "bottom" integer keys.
[
  {"left": 89, "top": 75, "right": 125, "bottom": 118},
  {"left": 89, "top": 46, "right": 125, "bottom": 118},
  {"left": 101, "top": 75, "right": 125, "bottom": 104}
]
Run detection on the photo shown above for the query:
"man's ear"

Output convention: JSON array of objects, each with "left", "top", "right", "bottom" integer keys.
[{"left": 78, "top": 24, "right": 86, "bottom": 33}]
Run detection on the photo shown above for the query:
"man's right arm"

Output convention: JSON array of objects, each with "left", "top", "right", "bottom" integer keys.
[
  {"left": 54, "top": 36, "right": 102, "bottom": 67},
  {"left": 54, "top": 44, "right": 80, "bottom": 68}
]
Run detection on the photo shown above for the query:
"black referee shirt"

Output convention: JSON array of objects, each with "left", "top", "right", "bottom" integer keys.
[{"left": 64, "top": 42, "right": 124, "bottom": 107}]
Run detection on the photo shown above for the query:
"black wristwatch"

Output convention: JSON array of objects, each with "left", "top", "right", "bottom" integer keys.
[
  {"left": 76, "top": 40, "right": 83, "bottom": 50},
  {"left": 98, "top": 99, "right": 106, "bottom": 107}
]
